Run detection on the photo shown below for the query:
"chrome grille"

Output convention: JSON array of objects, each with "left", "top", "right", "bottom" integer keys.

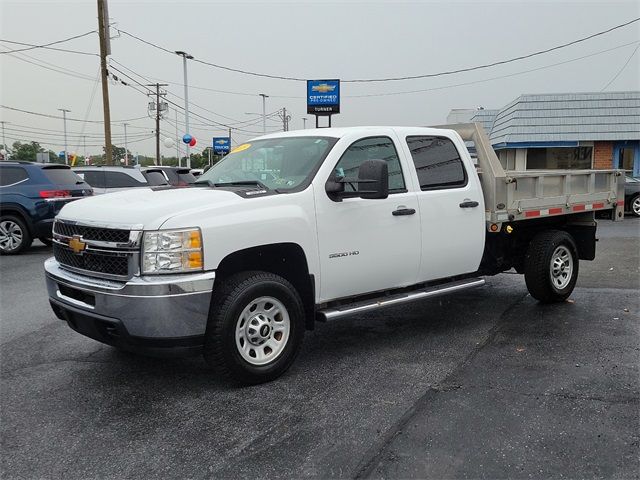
[
  {"left": 53, "top": 222, "right": 130, "bottom": 243},
  {"left": 52, "top": 220, "right": 141, "bottom": 280},
  {"left": 53, "top": 244, "right": 130, "bottom": 277}
]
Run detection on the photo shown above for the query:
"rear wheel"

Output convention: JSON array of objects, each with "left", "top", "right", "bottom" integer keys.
[
  {"left": 0, "top": 216, "right": 32, "bottom": 255},
  {"left": 203, "top": 271, "right": 305, "bottom": 385},
  {"left": 524, "top": 230, "right": 578, "bottom": 303},
  {"left": 631, "top": 195, "right": 640, "bottom": 217}
]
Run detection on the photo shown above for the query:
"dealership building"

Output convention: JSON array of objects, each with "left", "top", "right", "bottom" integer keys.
[{"left": 447, "top": 91, "right": 640, "bottom": 176}]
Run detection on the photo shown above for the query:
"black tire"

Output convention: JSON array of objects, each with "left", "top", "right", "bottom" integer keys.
[
  {"left": 39, "top": 237, "right": 53, "bottom": 246},
  {"left": 203, "top": 271, "right": 305, "bottom": 385},
  {"left": 524, "top": 230, "right": 579, "bottom": 303},
  {"left": 0, "top": 215, "right": 32, "bottom": 255},
  {"left": 630, "top": 194, "right": 640, "bottom": 217}
]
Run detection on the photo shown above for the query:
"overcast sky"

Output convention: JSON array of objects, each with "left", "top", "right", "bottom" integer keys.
[{"left": 1, "top": 0, "right": 639, "bottom": 158}]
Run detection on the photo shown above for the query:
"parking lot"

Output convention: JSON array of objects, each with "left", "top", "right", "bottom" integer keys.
[{"left": 1, "top": 218, "right": 638, "bottom": 479}]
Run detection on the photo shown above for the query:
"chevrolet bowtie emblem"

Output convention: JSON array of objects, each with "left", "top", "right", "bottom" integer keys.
[
  {"left": 68, "top": 235, "right": 86, "bottom": 254},
  {"left": 311, "top": 83, "right": 335, "bottom": 93}
]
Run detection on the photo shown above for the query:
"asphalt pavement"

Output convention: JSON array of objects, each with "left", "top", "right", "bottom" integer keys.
[{"left": 1, "top": 218, "right": 638, "bottom": 479}]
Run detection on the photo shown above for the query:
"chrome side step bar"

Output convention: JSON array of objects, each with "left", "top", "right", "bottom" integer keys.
[{"left": 317, "top": 277, "right": 485, "bottom": 321}]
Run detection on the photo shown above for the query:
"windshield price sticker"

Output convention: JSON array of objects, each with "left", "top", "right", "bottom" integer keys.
[{"left": 230, "top": 143, "right": 252, "bottom": 154}]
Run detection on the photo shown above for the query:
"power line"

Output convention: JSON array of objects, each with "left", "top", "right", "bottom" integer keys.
[
  {"left": 347, "top": 41, "right": 640, "bottom": 98},
  {"left": 0, "top": 105, "right": 149, "bottom": 123},
  {"left": 117, "top": 18, "right": 640, "bottom": 83},
  {"left": 0, "top": 44, "right": 97, "bottom": 81},
  {"left": 0, "top": 31, "right": 97, "bottom": 55},
  {"left": 601, "top": 43, "right": 640, "bottom": 91}
]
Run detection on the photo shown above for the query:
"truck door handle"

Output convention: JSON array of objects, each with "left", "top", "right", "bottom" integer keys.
[
  {"left": 392, "top": 207, "right": 416, "bottom": 216},
  {"left": 459, "top": 200, "right": 479, "bottom": 208}
]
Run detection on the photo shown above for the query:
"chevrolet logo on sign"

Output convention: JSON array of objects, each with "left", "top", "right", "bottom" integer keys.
[
  {"left": 215, "top": 139, "right": 227, "bottom": 145},
  {"left": 68, "top": 235, "right": 86, "bottom": 254},
  {"left": 311, "top": 83, "right": 336, "bottom": 93}
]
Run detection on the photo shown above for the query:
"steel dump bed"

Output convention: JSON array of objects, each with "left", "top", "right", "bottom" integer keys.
[{"left": 445, "top": 123, "right": 625, "bottom": 226}]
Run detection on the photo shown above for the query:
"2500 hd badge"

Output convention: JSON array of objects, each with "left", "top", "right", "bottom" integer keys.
[{"left": 329, "top": 251, "right": 360, "bottom": 259}]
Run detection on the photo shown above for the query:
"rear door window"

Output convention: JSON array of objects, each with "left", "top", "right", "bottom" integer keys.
[
  {"left": 0, "top": 167, "right": 29, "bottom": 186},
  {"left": 143, "top": 171, "right": 169, "bottom": 186},
  {"left": 42, "top": 167, "right": 83, "bottom": 186},
  {"left": 176, "top": 171, "right": 196, "bottom": 185},
  {"left": 406, "top": 136, "right": 468, "bottom": 190},
  {"left": 104, "top": 172, "right": 147, "bottom": 188},
  {"left": 79, "top": 170, "right": 106, "bottom": 188}
]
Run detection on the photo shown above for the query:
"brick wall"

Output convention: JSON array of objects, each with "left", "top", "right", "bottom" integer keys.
[{"left": 593, "top": 141, "right": 613, "bottom": 169}]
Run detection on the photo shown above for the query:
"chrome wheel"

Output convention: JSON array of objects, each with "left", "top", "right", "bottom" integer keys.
[
  {"left": 550, "top": 245, "right": 573, "bottom": 290},
  {"left": 632, "top": 196, "right": 640, "bottom": 216},
  {"left": 235, "top": 296, "right": 290, "bottom": 366},
  {"left": 0, "top": 220, "right": 24, "bottom": 252}
]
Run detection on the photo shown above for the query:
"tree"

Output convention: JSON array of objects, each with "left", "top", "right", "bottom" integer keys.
[
  {"left": 11, "top": 141, "right": 45, "bottom": 162},
  {"left": 101, "top": 144, "right": 129, "bottom": 165}
]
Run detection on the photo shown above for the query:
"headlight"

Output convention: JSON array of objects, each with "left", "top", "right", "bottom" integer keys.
[{"left": 142, "top": 228, "right": 203, "bottom": 274}]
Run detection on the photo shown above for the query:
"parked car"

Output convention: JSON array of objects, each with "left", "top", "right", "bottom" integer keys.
[
  {"left": 73, "top": 166, "right": 151, "bottom": 195},
  {"left": 142, "top": 166, "right": 196, "bottom": 187},
  {"left": 0, "top": 161, "right": 92, "bottom": 254},
  {"left": 624, "top": 175, "right": 640, "bottom": 217}
]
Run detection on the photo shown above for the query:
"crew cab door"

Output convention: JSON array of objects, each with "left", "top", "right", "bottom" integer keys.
[
  {"left": 401, "top": 133, "right": 485, "bottom": 281},
  {"left": 314, "top": 135, "right": 421, "bottom": 302}
]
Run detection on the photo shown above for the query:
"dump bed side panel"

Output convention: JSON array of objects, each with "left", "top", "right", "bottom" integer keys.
[{"left": 437, "top": 123, "right": 625, "bottom": 227}]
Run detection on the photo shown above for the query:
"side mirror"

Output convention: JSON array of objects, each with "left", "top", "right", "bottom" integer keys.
[
  {"left": 325, "top": 159, "right": 389, "bottom": 200},
  {"left": 358, "top": 159, "right": 389, "bottom": 199}
]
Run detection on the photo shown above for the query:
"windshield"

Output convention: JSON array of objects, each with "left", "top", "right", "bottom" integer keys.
[{"left": 196, "top": 136, "right": 337, "bottom": 191}]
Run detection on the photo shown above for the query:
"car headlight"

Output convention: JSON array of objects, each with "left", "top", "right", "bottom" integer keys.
[{"left": 142, "top": 228, "right": 203, "bottom": 274}]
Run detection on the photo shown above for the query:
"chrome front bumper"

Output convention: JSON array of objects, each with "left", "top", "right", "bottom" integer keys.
[{"left": 45, "top": 257, "right": 215, "bottom": 352}]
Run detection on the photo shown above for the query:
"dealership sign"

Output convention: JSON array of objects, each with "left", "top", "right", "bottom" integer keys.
[
  {"left": 212, "top": 137, "right": 231, "bottom": 155},
  {"left": 307, "top": 79, "right": 340, "bottom": 115}
]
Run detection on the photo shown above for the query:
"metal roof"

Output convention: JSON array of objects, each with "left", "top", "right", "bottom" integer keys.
[
  {"left": 489, "top": 91, "right": 640, "bottom": 144},
  {"left": 469, "top": 109, "right": 499, "bottom": 133}
]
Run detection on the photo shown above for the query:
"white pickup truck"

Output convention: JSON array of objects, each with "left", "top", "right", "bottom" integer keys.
[{"left": 45, "top": 125, "right": 625, "bottom": 384}]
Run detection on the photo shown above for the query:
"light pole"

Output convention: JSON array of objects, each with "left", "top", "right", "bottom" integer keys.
[
  {"left": 259, "top": 93, "right": 268, "bottom": 135},
  {"left": 302, "top": 117, "right": 307, "bottom": 129},
  {"left": 123, "top": 123, "right": 129, "bottom": 165},
  {"left": 58, "top": 109, "right": 70, "bottom": 164},
  {"left": 175, "top": 50, "right": 193, "bottom": 167}
]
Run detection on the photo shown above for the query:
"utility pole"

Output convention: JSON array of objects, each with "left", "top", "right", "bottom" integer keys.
[
  {"left": 97, "top": 0, "right": 113, "bottom": 165},
  {"left": 83, "top": 135, "right": 87, "bottom": 164},
  {"left": 58, "top": 109, "right": 70, "bottom": 164},
  {"left": 302, "top": 117, "right": 307, "bottom": 129},
  {"left": 0, "top": 121, "right": 7, "bottom": 158},
  {"left": 123, "top": 123, "right": 129, "bottom": 165},
  {"left": 175, "top": 51, "right": 193, "bottom": 167},
  {"left": 259, "top": 93, "right": 268, "bottom": 135},
  {"left": 278, "top": 107, "right": 291, "bottom": 132},
  {"left": 147, "top": 83, "right": 168, "bottom": 166}
]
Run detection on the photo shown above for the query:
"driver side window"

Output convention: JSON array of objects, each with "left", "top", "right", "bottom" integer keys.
[{"left": 333, "top": 137, "right": 406, "bottom": 193}]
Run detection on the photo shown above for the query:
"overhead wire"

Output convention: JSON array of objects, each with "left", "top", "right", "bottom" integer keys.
[
  {"left": 601, "top": 43, "right": 640, "bottom": 91},
  {"left": 0, "top": 31, "right": 97, "bottom": 55},
  {"left": 116, "top": 18, "right": 640, "bottom": 83},
  {"left": 0, "top": 105, "right": 149, "bottom": 124}
]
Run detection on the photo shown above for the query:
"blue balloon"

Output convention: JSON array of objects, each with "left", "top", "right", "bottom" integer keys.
[
  {"left": 182, "top": 134, "right": 192, "bottom": 144},
  {"left": 58, "top": 151, "right": 65, "bottom": 159}
]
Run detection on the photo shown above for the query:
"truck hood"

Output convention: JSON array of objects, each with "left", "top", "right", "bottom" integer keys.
[{"left": 57, "top": 187, "right": 242, "bottom": 230}]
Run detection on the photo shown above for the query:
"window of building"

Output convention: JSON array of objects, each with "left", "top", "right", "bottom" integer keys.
[
  {"left": 0, "top": 167, "right": 29, "bottom": 186},
  {"left": 526, "top": 147, "right": 592, "bottom": 170},
  {"left": 406, "top": 136, "right": 467, "bottom": 190},
  {"left": 333, "top": 137, "right": 406, "bottom": 192}
]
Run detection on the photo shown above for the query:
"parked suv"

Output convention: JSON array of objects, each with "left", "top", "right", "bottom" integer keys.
[
  {"left": 73, "top": 166, "right": 151, "bottom": 194},
  {"left": 0, "top": 161, "right": 92, "bottom": 254},
  {"left": 142, "top": 166, "right": 196, "bottom": 187}
]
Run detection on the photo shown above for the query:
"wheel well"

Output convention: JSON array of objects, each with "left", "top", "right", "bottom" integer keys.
[
  {"left": 481, "top": 217, "right": 597, "bottom": 275},
  {"left": 215, "top": 243, "right": 316, "bottom": 330}
]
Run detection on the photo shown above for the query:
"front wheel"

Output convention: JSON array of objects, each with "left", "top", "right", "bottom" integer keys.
[
  {"left": 203, "top": 271, "right": 305, "bottom": 385},
  {"left": 524, "top": 230, "right": 579, "bottom": 303}
]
